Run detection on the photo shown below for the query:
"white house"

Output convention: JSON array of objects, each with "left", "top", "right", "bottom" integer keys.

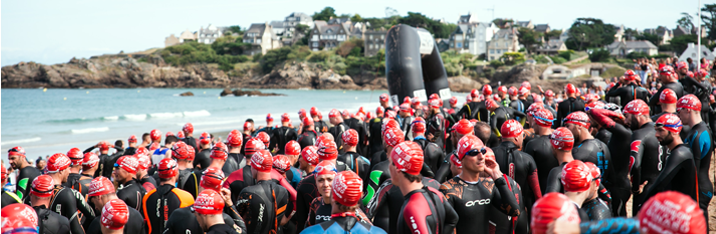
[
  {"left": 197, "top": 24, "right": 225, "bottom": 44},
  {"left": 448, "top": 13, "right": 498, "bottom": 57},
  {"left": 606, "top": 40, "right": 658, "bottom": 57},
  {"left": 679, "top": 43, "right": 716, "bottom": 62}
]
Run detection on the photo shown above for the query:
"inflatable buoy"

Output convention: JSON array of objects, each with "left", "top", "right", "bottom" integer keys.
[
  {"left": 43, "top": 88, "right": 47, "bottom": 92},
  {"left": 385, "top": 24, "right": 451, "bottom": 106}
]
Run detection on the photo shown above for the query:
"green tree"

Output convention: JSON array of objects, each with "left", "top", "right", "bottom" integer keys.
[
  {"left": 227, "top": 25, "right": 243, "bottom": 35},
  {"left": 545, "top": 29, "right": 562, "bottom": 39},
  {"left": 588, "top": 49, "right": 611, "bottom": 62},
  {"left": 492, "top": 18, "right": 514, "bottom": 29},
  {"left": 500, "top": 52, "right": 525, "bottom": 65},
  {"left": 398, "top": 12, "right": 456, "bottom": 38},
  {"left": 351, "top": 14, "right": 363, "bottom": 22},
  {"left": 669, "top": 34, "right": 699, "bottom": 53},
  {"left": 517, "top": 27, "right": 542, "bottom": 54},
  {"left": 312, "top": 7, "right": 337, "bottom": 21},
  {"left": 702, "top": 4, "right": 716, "bottom": 40},
  {"left": 677, "top": 12, "right": 695, "bottom": 32},
  {"left": 565, "top": 18, "right": 616, "bottom": 50},
  {"left": 636, "top": 33, "right": 661, "bottom": 46}
]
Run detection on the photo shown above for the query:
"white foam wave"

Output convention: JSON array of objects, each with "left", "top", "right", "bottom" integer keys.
[
  {"left": 178, "top": 119, "right": 241, "bottom": 127},
  {"left": 1, "top": 137, "right": 41, "bottom": 146},
  {"left": 123, "top": 114, "right": 147, "bottom": 121},
  {"left": 102, "top": 116, "right": 119, "bottom": 121},
  {"left": 71, "top": 127, "right": 110, "bottom": 134},
  {"left": 149, "top": 112, "right": 183, "bottom": 119},
  {"left": 183, "top": 110, "right": 211, "bottom": 117}
]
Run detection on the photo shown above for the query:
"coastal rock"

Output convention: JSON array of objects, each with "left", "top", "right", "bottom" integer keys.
[
  {"left": 230, "top": 89, "right": 284, "bottom": 97},
  {"left": 179, "top": 91, "right": 194, "bottom": 96},
  {"left": 220, "top": 88, "right": 233, "bottom": 96},
  {"left": 448, "top": 76, "right": 481, "bottom": 92}
]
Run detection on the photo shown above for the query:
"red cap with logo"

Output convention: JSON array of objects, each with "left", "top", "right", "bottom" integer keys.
[
  {"left": 200, "top": 167, "right": 225, "bottom": 192},
  {"left": 128, "top": 135, "right": 137, "bottom": 143},
  {"left": 149, "top": 142, "right": 160, "bottom": 151},
  {"left": 194, "top": 190, "right": 225, "bottom": 215},
  {"left": 82, "top": 152, "right": 100, "bottom": 170},
  {"left": 332, "top": 171, "right": 363, "bottom": 207},
  {"left": 183, "top": 123, "right": 194, "bottom": 134},
  {"left": 314, "top": 160, "right": 337, "bottom": 177},
  {"left": 1, "top": 204, "right": 38, "bottom": 234},
  {"left": 99, "top": 141, "right": 113, "bottom": 151},
  {"left": 376, "top": 106, "right": 384, "bottom": 115},
  {"left": 428, "top": 99, "right": 441, "bottom": 109},
  {"left": 382, "top": 118, "right": 400, "bottom": 135},
  {"left": 677, "top": 94, "right": 702, "bottom": 112},
  {"left": 638, "top": 191, "right": 705, "bottom": 234},
  {"left": 624, "top": 99, "right": 650, "bottom": 116},
  {"left": 244, "top": 138, "right": 266, "bottom": 156},
  {"left": 8, "top": 146, "right": 26, "bottom": 157},
  {"left": 411, "top": 117, "right": 426, "bottom": 134},
  {"left": 655, "top": 113, "right": 683, "bottom": 133},
  {"left": 379, "top": 93, "right": 389, "bottom": 102},
  {"left": 565, "top": 84, "right": 577, "bottom": 94},
  {"left": 150, "top": 129, "right": 162, "bottom": 141},
  {"left": 30, "top": 175, "right": 54, "bottom": 197},
  {"left": 452, "top": 119, "right": 474, "bottom": 135},
  {"left": 285, "top": 141, "right": 301, "bottom": 156},
  {"left": 561, "top": 160, "right": 593, "bottom": 192},
  {"left": 301, "top": 146, "right": 320, "bottom": 166},
  {"left": 101, "top": 199, "right": 129, "bottom": 230},
  {"left": 485, "top": 99, "right": 498, "bottom": 110},
  {"left": 115, "top": 156, "right": 138, "bottom": 174},
  {"left": 497, "top": 86, "right": 508, "bottom": 94},
  {"left": 166, "top": 132, "right": 175, "bottom": 138},
  {"left": 521, "top": 81, "right": 531, "bottom": 90},
  {"left": 316, "top": 139, "right": 338, "bottom": 161},
  {"left": 660, "top": 88, "right": 678, "bottom": 104},
  {"left": 251, "top": 150, "right": 273, "bottom": 173},
  {"left": 210, "top": 142, "right": 229, "bottom": 160},
  {"left": 482, "top": 84, "right": 492, "bottom": 96},
  {"left": 329, "top": 109, "right": 341, "bottom": 118},
  {"left": 256, "top": 132, "right": 270, "bottom": 146},
  {"left": 550, "top": 127, "right": 574, "bottom": 151},
  {"left": 457, "top": 135, "right": 484, "bottom": 161},
  {"left": 67, "top": 148, "right": 83, "bottom": 165},
  {"left": 500, "top": 119, "right": 524, "bottom": 138},
  {"left": 88, "top": 176, "right": 116, "bottom": 197},
  {"left": 281, "top": 113, "right": 290, "bottom": 123},
  {"left": 390, "top": 141, "right": 424, "bottom": 175},
  {"left": 518, "top": 87, "right": 529, "bottom": 96},
  {"left": 563, "top": 111, "right": 590, "bottom": 129},
  {"left": 341, "top": 129, "right": 359, "bottom": 147},
  {"left": 470, "top": 89, "right": 480, "bottom": 98},
  {"left": 171, "top": 141, "right": 195, "bottom": 161},
  {"left": 272, "top": 155, "right": 291, "bottom": 174},
  {"left": 450, "top": 154, "right": 462, "bottom": 168},
  {"left": 449, "top": 96, "right": 458, "bottom": 106},
  {"left": 47, "top": 153, "right": 71, "bottom": 173},
  {"left": 531, "top": 193, "right": 581, "bottom": 234},
  {"left": 157, "top": 158, "right": 179, "bottom": 179},
  {"left": 136, "top": 154, "right": 151, "bottom": 171},
  {"left": 532, "top": 108, "right": 554, "bottom": 127},
  {"left": 399, "top": 103, "right": 412, "bottom": 113},
  {"left": 676, "top": 61, "right": 688, "bottom": 70},
  {"left": 660, "top": 66, "right": 675, "bottom": 76},
  {"left": 302, "top": 116, "right": 314, "bottom": 127},
  {"left": 545, "top": 90, "right": 555, "bottom": 97},
  {"left": 526, "top": 102, "right": 544, "bottom": 117},
  {"left": 584, "top": 162, "right": 601, "bottom": 186},
  {"left": 266, "top": 113, "right": 274, "bottom": 122},
  {"left": 199, "top": 132, "right": 211, "bottom": 145},
  {"left": 624, "top": 70, "right": 637, "bottom": 81},
  {"left": 383, "top": 127, "right": 405, "bottom": 148},
  {"left": 176, "top": 131, "right": 185, "bottom": 140},
  {"left": 243, "top": 121, "right": 253, "bottom": 131}
]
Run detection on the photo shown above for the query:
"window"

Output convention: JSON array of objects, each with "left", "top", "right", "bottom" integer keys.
[
  {"left": 369, "top": 44, "right": 374, "bottom": 49},
  {"left": 312, "top": 35, "right": 319, "bottom": 41},
  {"left": 257, "top": 39, "right": 262, "bottom": 43},
  {"left": 490, "top": 49, "right": 495, "bottom": 54},
  {"left": 369, "top": 35, "right": 373, "bottom": 40},
  {"left": 313, "top": 42, "right": 318, "bottom": 47},
  {"left": 457, "top": 42, "right": 462, "bottom": 48}
]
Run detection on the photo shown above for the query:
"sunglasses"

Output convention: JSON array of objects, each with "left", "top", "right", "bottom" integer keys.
[
  {"left": 655, "top": 121, "right": 682, "bottom": 129},
  {"left": 464, "top": 147, "right": 487, "bottom": 157}
]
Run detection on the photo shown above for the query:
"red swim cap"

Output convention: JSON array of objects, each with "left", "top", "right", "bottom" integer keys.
[
  {"left": 67, "top": 147, "right": 83, "bottom": 165},
  {"left": 301, "top": 146, "right": 320, "bottom": 166},
  {"left": 194, "top": 190, "right": 225, "bottom": 215},
  {"left": 101, "top": 199, "right": 129, "bottom": 230},
  {"left": 383, "top": 127, "right": 405, "bottom": 148},
  {"left": 250, "top": 150, "right": 273, "bottom": 173},
  {"left": 411, "top": 117, "right": 426, "bottom": 134},
  {"left": 2, "top": 204, "right": 38, "bottom": 234},
  {"left": 624, "top": 99, "right": 650, "bottom": 116},
  {"left": 272, "top": 155, "right": 291, "bottom": 174},
  {"left": 452, "top": 119, "right": 474, "bottom": 135},
  {"left": 550, "top": 127, "right": 574, "bottom": 151},
  {"left": 655, "top": 113, "right": 683, "bottom": 133},
  {"left": 150, "top": 129, "right": 162, "bottom": 141},
  {"left": 171, "top": 141, "right": 195, "bottom": 161},
  {"left": 30, "top": 175, "right": 55, "bottom": 197},
  {"left": 256, "top": 132, "right": 270, "bottom": 146},
  {"left": 199, "top": 132, "right": 211, "bottom": 145},
  {"left": 316, "top": 139, "right": 338, "bottom": 161},
  {"left": 82, "top": 152, "right": 100, "bottom": 170},
  {"left": 157, "top": 158, "right": 179, "bottom": 179},
  {"left": 677, "top": 94, "right": 702, "bottom": 112},
  {"left": 332, "top": 171, "right": 363, "bottom": 207},
  {"left": 390, "top": 141, "right": 424, "bottom": 175},
  {"left": 284, "top": 140, "right": 301, "bottom": 156},
  {"left": 341, "top": 129, "right": 359, "bottom": 147},
  {"left": 500, "top": 119, "right": 523, "bottom": 138},
  {"left": 563, "top": 111, "right": 590, "bottom": 129},
  {"left": 532, "top": 108, "right": 554, "bottom": 127},
  {"left": 561, "top": 160, "right": 593, "bottom": 192},
  {"left": 183, "top": 122, "right": 194, "bottom": 134},
  {"left": 200, "top": 167, "right": 225, "bottom": 192},
  {"left": 47, "top": 153, "right": 71, "bottom": 173},
  {"left": 660, "top": 88, "right": 678, "bottom": 104},
  {"left": 638, "top": 191, "right": 705, "bottom": 234},
  {"left": 115, "top": 156, "right": 139, "bottom": 174},
  {"left": 531, "top": 193, "right": 581, "bottom": 234},
  {"left": 88, "top": 176, "right": 115, "bottom": 197},
  {"left": 244, "top": 138, "right": 266, "bottom": 156},
  {"left": 457, "top": 135, "right": 484, "bottom": 161},
  {"left": 210, "top": 142, "right": 228, "bottom": 160}
]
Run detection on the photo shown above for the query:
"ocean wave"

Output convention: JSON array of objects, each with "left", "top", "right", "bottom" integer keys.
[
  {"left": 1, "top": 137, "right": 41, "bottom": 146},
  {"left": 45, "top": 117, "right": 92, "bottom": 123},
  {"left": 102, "top": 116, "right": 119, "bottom": 121},
  {"left": 71, "top": 127, "right": 110, "bottom": 134},
  {"left": 149, "top": 112, "right": 183, "bottom": 119},
  {"left": 177, "top": 119, "right": 241, "bottom": 127},
  {"left": 183, "top": 110, "right": 211, "bottom": 117},
  {"left": 122, "top": 114, "right": 147, "bottom": 121}
]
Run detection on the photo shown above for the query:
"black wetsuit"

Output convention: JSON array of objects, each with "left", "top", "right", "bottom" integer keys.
[
  {"left": 492, "top": 141, "right": 541, "bottom": 213},
  {"left": 457, "top": 101, "right": 488, "bottom": 121},
  {"left": 222, "top": 153, "right": 247, "bottom": 177},
  {"left": 509, "top": 99, "right": 526, "bottom": 116},
  {"left": 398, "top": 186, "right": 459, "bottom": 234},
  {"left": 599, "top": 120, "right": 632, "bottom": 217},
  {"left": 426, "top": 113, "right": 446, "bottom": 149},
  {"left": 367, "top": 178, "right": 440, "bottom": 234},
  {"left": 369, "top": 150, "right": 386, "bottom": 166},
  {"left": 297, "top": 130, "right": 318, "bottom": 149},
  {"left": 337, "top": 152, "right": 371, "bottom": 187},
  {"left": 138, "top": 174, "right": 157, "bottom": 192},
  {"left": 489, "top": 175, "right": 528, "bottom": 234},
  {"left": 123, "top": 146, "right": 137, "bottom": 156},
  {"left": 573, "top": 138, "right": 614, "bottom": 183},
  {"left": 345, "top": 117, "right": 370, "bottom": 155},
  {"left": 142, "top": 184, "right": 195, "bottom": 234},
  {"left": 183, "top": 169, "right": 204, "bottom": 199},
  {"left": 314, "top": 120, "right": 330, "bottom": 134},
  {"left": 306, "top": 197, "right": 371, "bottom": 227},
  {"left": 555, "top": 97, "right": 585, "bottom": 128},
  {"left": 1, "top": 190, "right": 21, "bottom": 208},
  {"left": 439, "top": 175, "right": 520, "bottom": 234},
  {"left": 544, "top": 162, "right": 613, "bottom": 208},
  {"left": 49, "top": 185, "right": 96, "bottom": 234},
  {"left": 362, "top": 160, "right": 390, "bottom": 207},
  {"left": 413, "top": 137, "right": 444, "bottom": 176},
  {"left": 523, "top": 134, "right": 557, "bottom": 193},
  {"left": 489, "top": 107, "right": 526, "bottom": 137},
  {"left": 206, "top": 224, "right": 241, "bottom": 234},
  {"left": 595, "top": 128, "right": 612, "bottom": 145},
  {"left": 15, "top": 166, "right": 41, "bottom": 200},
  {"left": 649, "top": 81, "right": 684, "bottom": 113},
  {"left": 116, "top": 179, "right": 146, "bottom": 212},
  {"left": 87, "top": 206, "right": 144, "bottom": 234},
  {"left": 628, "top": 122, "right": 667, "bottom": 215},
  {"left": 270, "top": 126, "right": 299, "bottom": 154},
  {"left": 581, "top": 197, "right": 612, "bottom": 221},
  {"left": 195, "top": 147, "right": 212, "bottom": 170},
  {"left": 237, "top": 180, "right": 290, "bottom": 234},
  {"left": 301, "top": 214, "right": 386, "bottom": 234},
  {"left": 34, "top": 205, "right": 71, "bottom": 234},
  {"left": 604, "top": 83, "right": 650, "bottom": 107},
  {"left": 64, "top": 173, "right": 93, "bottom": 199},
  {"left": 367, "top": 117, "right": 384, "bottom": 157},
  {"left": 683, "top": 121, "right": 713, "bottom": 224},
  {"left": 433, "top": 151, "right": 456, "bottom": 184},
  {"left": 329, "top": 122, "right": 350, "bottom": 150},
  {"left": 165, "top": 205, "right": 247, "bottom": 234},
  {"left": 641, "top": 144, "right": 698, "bottom": 210}
]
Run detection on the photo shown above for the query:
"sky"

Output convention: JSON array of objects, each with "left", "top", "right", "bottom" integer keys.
[{"left": 2, "top": 0, "right": 714, "bottom": 66}]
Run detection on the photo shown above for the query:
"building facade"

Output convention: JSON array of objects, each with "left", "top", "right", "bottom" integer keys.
[
  {"left": 487, "top": 28, "right": 519, "bottom": 60},
  {"left": 308, "top": 20, "right": 351, "bottom": 51},
  {"left": 243, "top": 22, "right": 282, "bottom": 55},
  {"left": 364, "top": 29, "right": 387, "bottom": 56}
]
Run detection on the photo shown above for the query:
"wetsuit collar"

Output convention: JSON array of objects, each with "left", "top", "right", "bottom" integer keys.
[
  {"left": 639, "top": 122, "right": 654, "bottom": 129},
  {"left": 402, "top": 186, "right": 429, "bottom": 199}
]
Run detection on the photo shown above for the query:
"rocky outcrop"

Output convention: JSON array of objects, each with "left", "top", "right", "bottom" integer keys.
[
  {"left": 448, "top": 76, "right": 482, "bottom": 92},
  {"left": 179, "top": 91, "right": 194, "bottom": 96}
]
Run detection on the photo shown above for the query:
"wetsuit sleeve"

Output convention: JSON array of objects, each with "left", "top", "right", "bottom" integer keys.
[
  {"left": 277, "top": 176, "right": 297, "bottom": 214},
  {"left": 367, "top": 183, "right": 391, "bottom": 228},
  {"left": 72, "top": 189, "right": 96, "bottom": 219},
  {"left": 648, "top": 86, "right": 667, "bottom": 107},
  {"left": 456, "top": 104, "right": 470, "bottom": 120},
  {"left": 688, "top": 130, "right": 711, "bottom": 167},
  {"left": 60, "top": 190, "right": 86, "bottom": 234},
  {"left": 433, "top": 155, "right": 451, "bottom": 184},
  {"left": 545, "top": 167, "right": 562, "bottom": 193},
  {"left": 185, "top": 173, "right": 199, "bottom": 199},
  {"left": 512, "top": 109, "right": 527, "bottom": 125},
  {"left": 605, "top": 85, "right": 626, "bottom": 98},
  {"left": 579, "top": 217, "right": 639, "bottom": 234},
  {"left": 629, "top": 139, "right": 645, "bottom": 193},
  {"left": 224, "top": 204, "right": 248, "bottom": 232},
  {"left": 237, "top": 191, "right": 263, "bottom": 234},
  {"left": 525, "top": 155, "right": 542, "bottom": 198},
  {"left": 269, "top": 128, "right": 280, "bottom": 153},
  {"left": 83, "top": 146, "right": 96, "bottom": 154},
  {"left": 16, "top": 169, "right": 38, "bottom": 200},
  {"left": 442, "top": 194, "right": 459, "bottom": 234},
  {"left": 491, "top": 175, "right": 521, "bottom": 217},
  {"left": 362, "top": 166, "right": 386, "bottom": 206},
  {"left": 490, "top": 112, "right": 500, "bottom": 137},
  {"left": 644, "top": 149, "right": 694, "bottom": 199},
  {"left": 293, "top": 183, "right": 311, "bottom": 232}
]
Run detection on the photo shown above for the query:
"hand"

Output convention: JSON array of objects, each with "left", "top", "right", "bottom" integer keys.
[
  {"left": 426, "top": 133, "right": 434, "bottom": 141},
  {"left": 484, "top": 157, "right": 503, "bottom": 180},
  {"left": 220, "top": 188, "right": 233, "bottom": 207},
  {"left": 634, "top": 181, "right": 648, "bottom": 195},
  {"left": 547, "top": 219, "right": 580, "bottom": 234}
]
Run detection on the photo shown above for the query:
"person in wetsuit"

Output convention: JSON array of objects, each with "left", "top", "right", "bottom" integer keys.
[
  {"left": 426, "top": 99, "right": 447, "bottom": 149},
  {"left": 588, "top": 107, "right": 632, "bottom": 217},
  {"left": 492, "top": 119, "right": 542, "bottom": 215},
  {"left": 63, "top": 148, "right": 92, "bottom": 198},
  {"left": 649, "top": 66, "right": 685, "bottom": 113},
  {"left": 86, "top": 140, "right": 123, "bottom": 179},
  {"left": 111, "top": 156, "right": 146, "bottom": 212},
  {"left": 298, "top": 117, "right": 319, "bottom": 149},
  {"left": 181, "top": 122, "right": 200, "bottom": 156},
  {"left": 523, "top": 105, "right": 558, "bottom": 193},
  {"left": 133, "top": 150, "right": 157, "bottom": 192},
  {"left": 560, "top": 160, "right": 596, "bottom": 222},
  {"left": 236, "top": 150, "right": 291, "bottom": 234},
  {"left": 641, "top": 113, "right": 699, "bottom": 208},
  {"left": 301, "top": 171, "right": 386, "bottom": 234},
  {"left": 362, "top": 127, "right": 404, "bottom": 207},
  {"left": 328, "top": 109, "right": 350, "bottom": 150},
  {"left": 619, "top": 99, "right": 665, "bottom": 216},
  {"left": 650, "top": 88, "right": 693, "bottom": 139},
  {"left": 224, "top": 131, "right": 248, "bottom": 177},
  {"left": 195, "top": 132, "right": 213, "bottom": 170},
  {"left": 391, "top": 141, "right": 459, "bottom": 234},
  {"left": 563, "top": 111, "right": 614, "bottom": 180},
  {"left": 433, "top": 119, "right": 474, "bottom": 183},
  {"left": 193, "top": 190, "right": 242, "bottom": 234},
  {"left": 410, "top": 117, "right": 444, "bottom": 175},
  {"left": 604, "top": 70, "right": 650, "bottom": 107},
  {"left": 367, "top": 107, "right": 385, "bottom": 157},
  {"left": 304, "top": 165, "right": 371, "bottom": 227},
  {"left": 141, "top": 158, "right": 195, "bottom": 234},
  {"left": 45, "top": 153, "right": 96, "bottom": 234},
  {"left": 7, "top": 146, "right": 41, "bottom": 200},
  {"left": 28, "top": 175, "right": 71, "bottom": 234},
  {"left": 337, "top": 129, "right": 370, "bottom": 184},
  {"left": 1, "top": 164, "right": 21, "bottom": 207},
  {"left": 86, "top": 177, "right": 144, "bottom": 234},
  {"left": 456, "top": 89, "right": 489, "bottom": 121},
  {"left": 582, "top": 162, "right": 612, "bottom": 221},
  {"left": 185, "top": 143, "right": 228, "bottom": 198},
  {"left": 485, "top": 99, "right": 526, "bottom": 138},
  {"left": 676, "top": 95, "right": 713, "bottom": 224},
  {"left": 270, "top": 113, "right": 299, "bottom": 154},
  {"left": 555, "top": 84, "right": 585, "bottom": 128},
  {"left": 310, "top": 108, "right": 330, "bottom": 134},
  {"left": 367, "top": 176, "right": 440, "bottom": 234}
]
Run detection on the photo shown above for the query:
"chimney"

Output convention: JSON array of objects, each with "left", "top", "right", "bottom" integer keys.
[{"left": 688, "top": 43, "right": 695, "bottom": 49}]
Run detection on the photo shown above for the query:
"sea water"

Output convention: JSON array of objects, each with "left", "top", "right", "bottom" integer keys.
[{"left": 2, "top": 88, "right": 467, "bottom": 160}]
